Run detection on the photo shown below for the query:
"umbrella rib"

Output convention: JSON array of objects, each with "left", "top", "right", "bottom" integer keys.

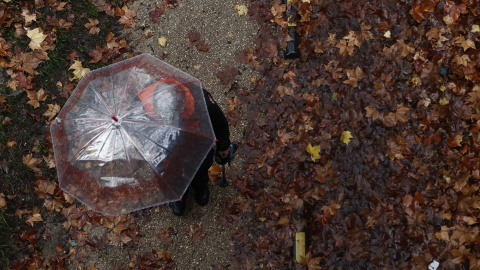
[
  {"left": 119, "top": 127, "right": 182, "bottom": 201},
  {"left": 117, "top": 67, "right": 136, "bottom": 116},
  {"left": 118, "top": 127, "right": 132, "bottom": 165},
  {"left": 90, "top": 84, "right": 115, "bottom": 117}
]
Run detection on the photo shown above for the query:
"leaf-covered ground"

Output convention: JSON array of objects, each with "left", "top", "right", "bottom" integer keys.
[{"left": 1, "top": 0, "right": 480, "bottom": 269}]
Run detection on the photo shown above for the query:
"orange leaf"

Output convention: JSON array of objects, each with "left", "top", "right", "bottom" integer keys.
[
  {"left": 0, "top": 193, "right": 6, "bottom": 208},
  {"left": 7, "top": 139, "right": 16, "bottom": 148}
]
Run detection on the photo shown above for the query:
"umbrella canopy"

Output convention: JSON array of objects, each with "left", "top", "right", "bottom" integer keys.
[{"left": 50, "top": 53, "right": 216, "bottom": 216}]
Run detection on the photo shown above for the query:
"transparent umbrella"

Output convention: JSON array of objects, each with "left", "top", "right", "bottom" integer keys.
[{"left": 50, "top": 53, "right": 216, "bottom": 216}]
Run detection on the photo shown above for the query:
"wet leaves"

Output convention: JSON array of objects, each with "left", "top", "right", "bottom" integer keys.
[
  {"left": 185, "top": 224, "right": 205, "bottom": 243},
  {"left": 232, "top": 0, "right": 480, "bottom": 268},
  {"left": 216, "top": 65, "right": 238, "bottom": 90}
]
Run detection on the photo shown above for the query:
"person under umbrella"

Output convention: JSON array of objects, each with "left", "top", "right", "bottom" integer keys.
[{"left": 139, "top": 85, "right": 231, "bottom": 216}]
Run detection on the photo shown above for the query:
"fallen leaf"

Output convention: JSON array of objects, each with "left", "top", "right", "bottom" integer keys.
[
  {"left": 2, "top": 117, "right": 11, "bottom": 125},
  {"left": 84, "top": 18, "right": 100, "bottom": 35},
  {"left": 185, "top": 224, "right": 206, "bottom": 243},
  {"left": 22, "top": 153, "right": 42, "bottom": 173},
  {"left": 157, "top": 36, "right": 167, "bottom": 47},
  {"left": 439, "top": 97, "right": 449, "bottom": 105},
  {"left": 43, "top": 103, "right": 61, "bottom": 122},
  {"left": 195, "top": 40, "right": 210, "bottom": 52},
  {"left": 0, "top": 193, "right": 6, "bottom": 208},
  {"left": 300, "top": 251, "right": 322, "bottom": 270},
  {"left": 216, "top": 65, "right": 237, "bottom": 89},
  {"left": 235, "top": 5, "right": 248, "bottom": 16},
  {"left": 306, "top": 143, "right": 320, "bottom": 162},
  {"left": 473, "top": 24, "right": 480, "bottom": 33},
  {"left": 7, "top": 139, "right": 16, "bottom": 148},
  {"left": 340, "top": 131, "right": 353, "bottom": 145},
  {"left": 26, "top": 88, "right": 47, "bottom": 108},
  {"left": 26, "top": 207, "right": 43, "bottom": 226},
  {"left": 21, "top": 8, "right": 37, "bottom": 24},
  {"left": 26, "top": 28, "right": 47, "bottom": 50},
  {"left": 343, "top": 66, "right": 364, "bottom": 88},
  {"left": 149, "top": 6, "right": 164, "bottom": 23},
  {"left": 69, "top": 60, "right": 90, "bottom": 80},
  {"left": 117, "top": 6, "right": 136, "bottom": 28},
  {"left": 186, "top": 31, "right": 201, "bottom": 43}
]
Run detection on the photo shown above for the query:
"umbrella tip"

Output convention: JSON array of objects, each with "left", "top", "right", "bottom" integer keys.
[{"left": 111, "top": 115, "right": 119, "bottom": 122}]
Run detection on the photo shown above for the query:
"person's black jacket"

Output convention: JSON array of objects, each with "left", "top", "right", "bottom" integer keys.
[{"left": 203, "top": 89, "right": 231, "bottom": 151}]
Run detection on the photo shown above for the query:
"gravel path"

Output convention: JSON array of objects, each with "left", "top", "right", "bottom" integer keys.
[{"left": 79, "top": 0, "right": 259, "bottom": 269}]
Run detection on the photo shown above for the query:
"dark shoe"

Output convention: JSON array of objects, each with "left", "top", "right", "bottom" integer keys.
[
  {"left": 171, "top": 200, "right": 186, "bottom": 216},
  {"left": 194, "top": 185, "right": 210, "bottom": 206}
]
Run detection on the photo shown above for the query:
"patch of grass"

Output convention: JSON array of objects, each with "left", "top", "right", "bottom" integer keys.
[
  {"left": 2, "top": 27, "right": 30, "bottom": 49},
  {"left": 84, "top": 2, "right": 99, "bottom": 18},
  {"left": 0, "top": 212, "right": 11, "bottom": 263},
  {"left": 36, "top": 29, "right": 70, "bottom": 81}
]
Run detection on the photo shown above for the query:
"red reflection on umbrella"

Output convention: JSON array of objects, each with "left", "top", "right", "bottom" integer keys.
[{"left": 51, "top": 54, "right": 215, "bottom": 216}]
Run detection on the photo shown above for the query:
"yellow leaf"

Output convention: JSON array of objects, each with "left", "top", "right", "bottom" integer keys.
[
  {"left": 472, "top": 24, "right": 480, "bottom": 33},
  {"left": 439, "top": 97, "right": 449, "bottom": 105},
  {"left": 340, "top": 131, "right": 353, "bottom": 145},
  {"left": 69, "top": 60, "right": 90, "bottom": 80},
  {"left": 306, "top": 143, "right": 321, "bottom": 162},
  {"left": 157, "top": 36, "right": 167, "bottom": 47},
  {"left": 26, "top": 28, "right": 47, "bottom": 50},
  {"left": 384, "top": 30, "right": 391, "bottom": 38},
  {"left": 235, "top": 5, "right": 248, "bottom": 16},
  {"left": 332, "top": 91, "right": 337, "bottom": 100}
]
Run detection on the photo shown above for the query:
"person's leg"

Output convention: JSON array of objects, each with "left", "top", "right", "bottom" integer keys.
[
  {"left": 191, "top": 149, "right": 214, "bottom": 206},
  {"left": 171, "top": 188, "right": 188, "bottom": 216}
]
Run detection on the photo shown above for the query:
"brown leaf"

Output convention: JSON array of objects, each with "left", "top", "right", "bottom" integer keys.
[
  {"left": 26, "top": 207, "right": 43, "bottom": 226},
  {"left": 300, "top": 251, "right": 322, "bottom": 270},
  {"left": 117, "top": 6, "right": 136, "bottom": 28},
  {"left": 0, "top": 193, "right": 6, "bottom": 208},
  {"left": 186, "top": 31, "right": 201, "bottom": 43},
  {"left": 6, "top": 139, "right": 16, "bottom": 148},
  {"left": 34, "top": 178, "right": 56, "bottom": 199},
  {"left": 26, "top": 88, "right": 47, "bottom": 108},
  {"left": 195, "top": 40, "right": 210, "bottom": 52},
  {"left": 185, "top": 224, "right": 206, "bottom": 242},
  {"left": 22, "top": 153, "right": 42, "bottom": 173},
  {"left": 444, "top": 1, "right": 467, "bottom": 22},
  {"left": 43, "top": 103, "right": 60, "bottom": 121},
  {"left": 343, "top": 66, "right": 364, "bottom": 88},
  {"left": 149, "top": 6, "right": 164, "bottom": 23},
  {"left": 84, "top": 18, "right": 100, "bottom": 35},
  {"left": 216, "top": 65, "right": 237, "bottom": 89}
]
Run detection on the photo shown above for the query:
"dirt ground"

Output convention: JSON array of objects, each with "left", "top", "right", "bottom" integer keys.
[{"left": 55, "top": 0, "right": 260, "bottom": 269}]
